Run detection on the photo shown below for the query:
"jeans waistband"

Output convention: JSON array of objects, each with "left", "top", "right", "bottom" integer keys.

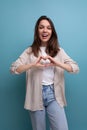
[{"left": 42, "top": 84, "right": 54, "bottom": 87}]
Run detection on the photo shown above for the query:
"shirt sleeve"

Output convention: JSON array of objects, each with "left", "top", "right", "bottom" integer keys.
[
  {"left": 10, "top": 48, "right": 31, "bottom": 74},
  {"left": 60, "top": 48, "right": 79, "bottom": 73}
]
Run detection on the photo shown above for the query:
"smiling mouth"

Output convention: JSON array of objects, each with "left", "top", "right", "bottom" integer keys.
[{"left": 42, "top": 34, "right": 48, "bottom": 38}]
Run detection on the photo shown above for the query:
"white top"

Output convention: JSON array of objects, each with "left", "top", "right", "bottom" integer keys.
[{"left": 40, "top": 47, "right": 54, "bottom": 85}]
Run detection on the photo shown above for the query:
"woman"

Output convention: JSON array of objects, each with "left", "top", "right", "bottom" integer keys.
[{"left": 10, "top": 15, "right": 79, "bottom": 130}]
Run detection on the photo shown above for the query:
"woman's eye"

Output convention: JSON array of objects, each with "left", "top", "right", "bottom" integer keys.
[
  {"left": 47, "top": 27, "right": 52, "bottom": 30},
  {"left": 39, "top": 26, "right": 44, "bottom": 29},
  {"left": 39, "top": 26, "right": 52, "bottom": 30}
]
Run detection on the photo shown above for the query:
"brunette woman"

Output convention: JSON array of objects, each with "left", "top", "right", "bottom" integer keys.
[{"left": 10, "top": 15, "right": 79, "bottom": 130}]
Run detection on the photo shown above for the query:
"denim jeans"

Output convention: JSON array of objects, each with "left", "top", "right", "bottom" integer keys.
[{"left": 29, "top": 84, "right": 68, "bottom": 130}]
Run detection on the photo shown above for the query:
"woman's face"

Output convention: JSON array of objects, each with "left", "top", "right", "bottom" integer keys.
[{"left": 38, "top": 19, "right": 52, "bottom": 46}]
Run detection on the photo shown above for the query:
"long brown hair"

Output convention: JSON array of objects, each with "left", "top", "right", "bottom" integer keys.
[{"left": 31, "top": 15, "right": 60, "bottom": 57}]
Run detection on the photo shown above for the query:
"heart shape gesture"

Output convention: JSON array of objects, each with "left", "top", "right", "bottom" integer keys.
[
  {"left": 40, "top": 58, "right": 51, "bottom": 65},
  {"left": 35, "top": 56, "right": 58, "bottom": 68}
]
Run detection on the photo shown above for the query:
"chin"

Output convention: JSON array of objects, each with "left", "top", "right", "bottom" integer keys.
[{"left": 42, "top": 39, "right": 49, "bottom": 43}]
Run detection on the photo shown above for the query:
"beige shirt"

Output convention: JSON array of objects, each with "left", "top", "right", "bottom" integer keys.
[{"left": 10, "top": 47, "right": 79, "bottom": 111}]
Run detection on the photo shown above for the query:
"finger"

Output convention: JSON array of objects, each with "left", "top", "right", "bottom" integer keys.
[
  {"left": 46, "top": 56, "right": 53, "bottom": 61},
  {"left": 36, "top": 56, "right": 43, "bottom": 63},
  {"left": 36, "top": 62, "right": 46, "bottom": 67},
  {"left": 45, "top": 63, "right": 55, "bottom": 67}
]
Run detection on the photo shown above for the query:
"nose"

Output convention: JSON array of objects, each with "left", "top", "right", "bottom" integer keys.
[{"left": 43, "top": 27, "right": 47, "bottom": 32}]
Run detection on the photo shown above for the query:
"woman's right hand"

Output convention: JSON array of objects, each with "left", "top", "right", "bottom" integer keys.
[
  {"left": 15, "top": 56, "right": 45, "bottom": 73},
  {"left": 33, "top": 56, "right": 46, "bottom": 68}
]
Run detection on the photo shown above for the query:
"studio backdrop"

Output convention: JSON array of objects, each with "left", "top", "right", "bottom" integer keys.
[{"left": 0, "top": 0, "right": 87, "bottom": 130}]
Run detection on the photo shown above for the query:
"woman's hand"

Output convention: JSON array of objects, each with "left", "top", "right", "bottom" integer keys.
[
  {"left": 34, "top": 55, "right": 58, "bottom": 67},
  {"left": 16, "top": 55, "right": 73, "bottom": 73},
  {"left": 15, "top": 56, "right": 46, "bottom": 73},
  {"left": 43, "top": 55, "right": 73, "bottom": 72},
  {"left": 43, "top": 55, "right": 58, "bottom": 67},
  {"left": 33, "top": 56, "right": 46, "bottom": 68}
]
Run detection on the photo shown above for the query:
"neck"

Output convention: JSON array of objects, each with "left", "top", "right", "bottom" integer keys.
[{"left": 41, "top": 42, "right": 47, "bottom": 47}]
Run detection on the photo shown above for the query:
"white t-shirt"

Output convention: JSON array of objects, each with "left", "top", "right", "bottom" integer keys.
[{"left": 40, "top": 47, "right": 54, "bottom": 85}]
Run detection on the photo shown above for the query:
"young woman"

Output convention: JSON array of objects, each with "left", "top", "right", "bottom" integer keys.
[{"left": 10, "top": 15, "right": 79, "bottom": 130}]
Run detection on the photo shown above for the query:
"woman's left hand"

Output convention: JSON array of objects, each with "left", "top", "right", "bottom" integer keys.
[
  {"left": 44, "top": 55, "right": 73, "bottom": 72},
  {"left": 43, "top": 55, "right": 58, "bottom": 67}
]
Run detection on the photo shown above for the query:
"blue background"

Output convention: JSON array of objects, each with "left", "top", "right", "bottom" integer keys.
[{"left": 0, "top": 0, "right": 87, "bottom": 130}]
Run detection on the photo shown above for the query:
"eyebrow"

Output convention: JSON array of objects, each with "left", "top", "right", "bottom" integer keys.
[{"left": 39, "top": 24, "right": 51, "bottom": 27}]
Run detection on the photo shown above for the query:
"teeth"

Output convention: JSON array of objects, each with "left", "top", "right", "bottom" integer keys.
[{"left": 42, "top": 34, "right": 48, "bottom": 37}]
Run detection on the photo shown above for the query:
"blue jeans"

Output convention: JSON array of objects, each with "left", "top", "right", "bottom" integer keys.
[{"left": 29, "top": 84, "right": 68, "bottom": 130}]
